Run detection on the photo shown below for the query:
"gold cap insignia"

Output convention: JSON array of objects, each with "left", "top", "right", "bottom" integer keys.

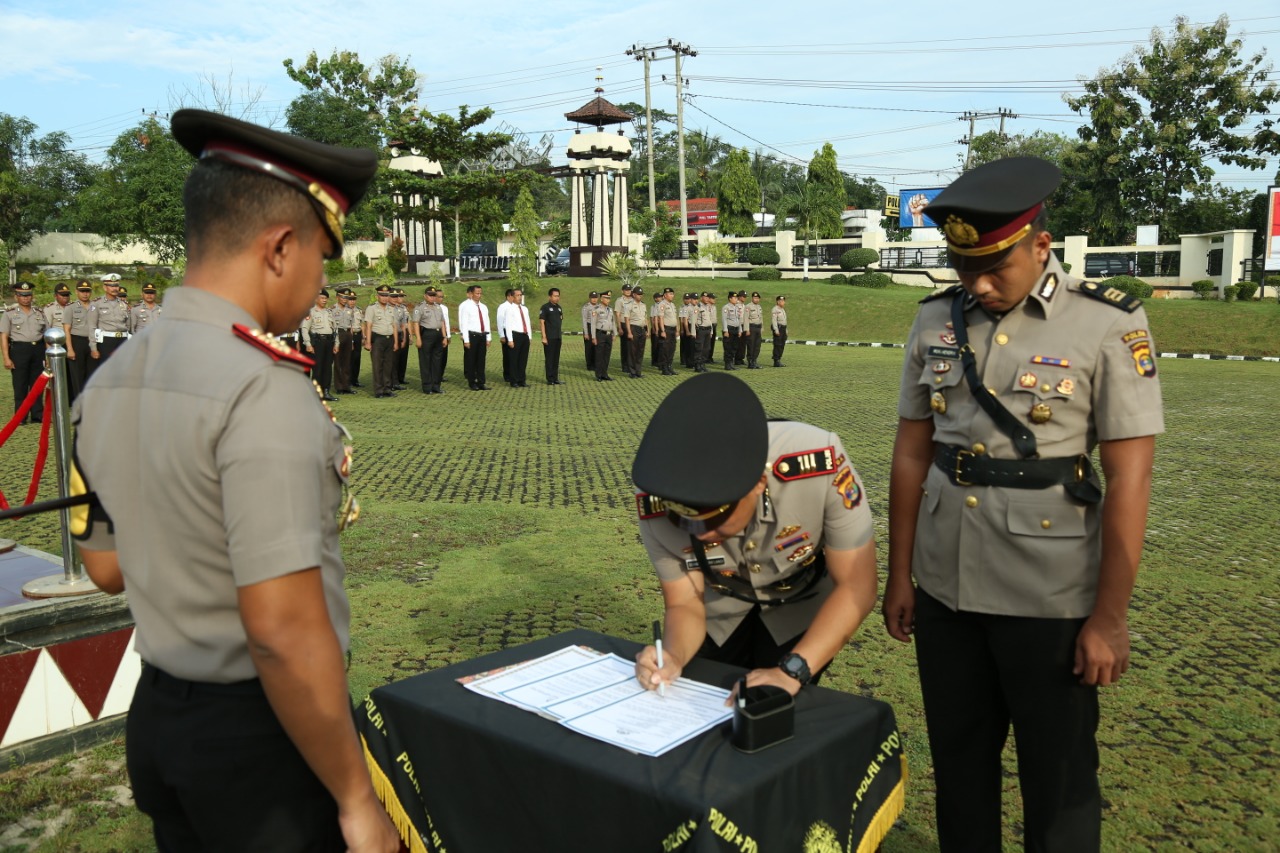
[{"left": 944, "top": 215, "right": 980, "bottom": 247}]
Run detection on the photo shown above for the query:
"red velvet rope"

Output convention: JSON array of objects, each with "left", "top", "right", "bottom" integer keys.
[{"left": 0, "top": 374, "right": 54, "bottom": 515}]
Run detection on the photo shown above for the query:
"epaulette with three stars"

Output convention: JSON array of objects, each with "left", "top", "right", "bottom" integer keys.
[
  {"left": 232, "top": 324, "right": 316, "bottom": 368},
  {"left": 772, "top": 446, "right": 838, "bottom": 481},
  {"left": 1078, "top": 281, "right": 1142, "bottom": 313},
  {"left": 919, "top": 284, "right": 963, "bottom": 304}
]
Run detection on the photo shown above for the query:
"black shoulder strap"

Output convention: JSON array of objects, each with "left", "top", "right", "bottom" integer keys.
[
  {"left": 688, "top": 537, "right": 825, "bottom": 607},
  {"left": 920, "top": 284, "right": 963, "bottom": 305},
  {"left": 1078, "top": 281, "right": 1142, "bottom": 313},
  {"left": 950, "top": 294, "right": 1038, "bottom": 459}
]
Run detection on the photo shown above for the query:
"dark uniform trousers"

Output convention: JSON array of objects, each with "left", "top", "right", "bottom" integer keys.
[
  {"left": 370, "top": 333, "right": 395, "bottom": 396},
  {"left": 464, "top": 332, "right": 488, "bottom": 389},
  {"left": 8, "top": 341, "right": 45, "bottom": 421},
  {"left": 680, "top": 328, "right": 694, "bottom": 368},
  {"left": 696, "top": 606, "right": 829, "bottom": 684},
  {"left": 310, "top": 333, "right": 335, "bottom": 393},
  {"left": 418, "top": 327, "right": 444, "bottom": 392},
  {"left": 695, "top": 326, "right": 714, "bottom": 371},
  {"left": 334, "top": 329, "right": 352, "bottom": 392},
  {"left": 650, "top": 325, "right": 660, "bottom": 366},
  {"left": 395, "top": 331, "right": 409, "bottom": 385},
  {"left": 619, "top": 324, "right": 631, "bottom": 375},
  {"left": 914, "top": 590, "right": 1100, "bottom": 853},
  {"left": 67, "top": 335, "right": 92, "bottom": 401},
  {"left": 510, "top": 332, "right": 530, "bottom": 385},
  {"left": 501, "top": 330, "right": 514, "bottom": 383},
  {"left": 349, "top": 329, "right": 363, "bottom": 386},
  {"left": 723, "top": 326, "right": 741, "bottom": 368},
  {"left": 583, "top": 333, "right": 596, "bottom": 371},
  {"left": 659, "top": 326, "right": 677, "bottom": 373},
  {"left": 544, "top": 336, "right": 562, "bottom": 383},
  {"left": 128, "top": 665, "right": 343, "bottom": 852},
  {"left": 772, "top": 324, "right": 788, "bottom": 364},
  {"left": 748, "top": 324, "right": 763, "bottom": 366},
  {"left": 628, "top": 325, "right": 647, "bottom": 375},
  {"left": 594, "top": 331, "right": 613, "bottom": 379}
]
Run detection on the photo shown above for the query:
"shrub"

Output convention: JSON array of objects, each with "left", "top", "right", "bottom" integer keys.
[
  {"left": 1100, "top": 275, "right": 1153, "bottom": 299},
  {"left": 357, "top": 251, "right": 369, "bottom": 270},
  {"left": 850, "top": 272, "right": 891, "bottom": 289},
  {"left": 324, "top": 258, "right": 346, "bottom": 279},
  {"left": 829, "top": 273, "right": 847, "bottom": 284},
  {"left": 1266, "top": 276, "right": 1280, "bottom": 301},
  {"left": 1060, "top": 261, "right": 1072, "bottom": 274},
  {"left": 1222, "top": 284, "right": 1238, "bottom": 302},
  {"left": 1190, "top": 279, "right": 1216, "bottom": 299},
  {"left": 745, "top": 246, "right": 780, "bottom": 266},
  {"left": 839, "top": 248, "right": 879, "bottom": 272},
  {"left": 386, "top": 237, "right": 407, "bottom": 275},
  {"left": 747, "top": 267, "right": 782, "bottom": 281},
  {"left": 1234, "top": 281, "right": 1257, "bottom": 302}
]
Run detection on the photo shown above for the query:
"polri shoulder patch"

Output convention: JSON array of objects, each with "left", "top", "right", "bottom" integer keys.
[
  {"left": 919, "top": 284, "right": 963, "bottom": 305},
  {"left": 635, "top": 493, "right": 667, "bottom": 520},
  {"left": 1078, "top": 281, "right": 1141, "bottom": 313},
  {"left": 772, "top": 446, "right": 837, "bottom": 481},
  {"left": 233, "top": 324, "right": 316, "bottom": 368}
]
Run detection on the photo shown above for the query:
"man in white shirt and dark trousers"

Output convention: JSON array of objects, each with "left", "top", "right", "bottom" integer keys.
[
  {"left": 459, "top": 284, "right": 492, "bottom": 391},
  {"left": 504, "top": 288, "right": 531, "bottom": 388}
]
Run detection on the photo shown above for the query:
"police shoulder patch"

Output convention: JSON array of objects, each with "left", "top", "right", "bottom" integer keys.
[
  {"left": 1078, "top": 281, "right": 1142, "bottom": 313},
  {"left": 773, "top": 446, "right": 837, "bottom": 481},
  {"left": 919, "top": 284, "right": 963, "bottom": 305},
  {"left": 233, "top": 324, "right": 315, "bottom": 368}
]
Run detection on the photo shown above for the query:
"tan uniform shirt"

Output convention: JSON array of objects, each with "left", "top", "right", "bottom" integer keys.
[
  {"left": 639, "top": 422, "right": 873, "bottom": 645},
  {"left": 301, "top": 305, "right": 335, "bottom": 346},
  {"left": 0, "top": 305, "right": 47, "bottom": 342},
  {"left": 64, "top": 302, "right": 98, "bottom": 352},
  {"left": 743, "top": 302, "right": 764, "bottom": 326},
  {"left": 43, "top": 302, "right": 68, "bottom": 329},
  {"left": 72, "top": 288, "right": 351, "bottom": 683},
  {"left": 364, "top": 303, "right": 397, "bottom": 336},
  {"left": 722, "top": 302, "right": 743, "bottom": 329},
  {"left": 897, "top": 255, "right": 1164, "bottom": 618},
  {"left": 91, "top": 296, "right": 131, "bottom": 336},
  {"left": 591, "top": 303, "right": 616, "bottom": 335},
  {"left": 414, "top": 303, "right": 443, "bottom": 330},
  {"left": 771, "top": 305, "right": 787, "bottom": 333},
  {"left": 658, "top": 300, "right": 678, "bottom": 328},
  {"left": 130, "top": 302, "right": 162, "bottom": 331}
]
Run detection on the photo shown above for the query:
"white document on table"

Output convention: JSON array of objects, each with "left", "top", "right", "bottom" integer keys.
[{"left": 461, "top": 648, "right": 733, "bottom": 757}]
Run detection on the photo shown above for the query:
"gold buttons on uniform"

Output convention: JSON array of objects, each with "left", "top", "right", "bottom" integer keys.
[
  {"left": 750, "top": 564, "right": 762, "bottom": 574},
  {"left": 971, "top": 442, "right": 986, "bottom": 454},
  {"left": 965, "top": 496, "right": 979, "bottom": 508},
  {"left": 935, "top": 376, "right": 943, "bottom": 384},
  {"left": 1041, "top": 519, "right": 1052, "bottom": 529},
  {"left": 1041, "top": 384, "right": 1051, "bottom": 393},
  {"left": 987, "top": 387, "right": 998, "bottom": 396},
  {"left": 995, "top": 333, "right": 1009, "bottom": 345},
  {"left": 745, "top": 541, "right": 756, "bottom": 552}
]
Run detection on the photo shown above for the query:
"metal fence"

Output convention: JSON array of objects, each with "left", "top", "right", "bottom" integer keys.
[
  {"left": 877, "top": 246, "right": 951, "bottom": 269},
  {"left": 789, "top": 242, "right": 863, "bottom": 267},
  {"left": 458, "top": 255, "right": 511, "bottom": 272}
]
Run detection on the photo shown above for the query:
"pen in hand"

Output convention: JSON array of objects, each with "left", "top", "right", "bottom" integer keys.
[
  {"left": 737, "top": 676, "right": 747, "bottom": 709},
  {"left": 652, "top": 620, "right": 666, "bottom": 698}
]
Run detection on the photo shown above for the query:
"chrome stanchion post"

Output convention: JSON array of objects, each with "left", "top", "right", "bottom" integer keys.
[{"left": 22, "top": 326, "right": 97, "bottom": 598}]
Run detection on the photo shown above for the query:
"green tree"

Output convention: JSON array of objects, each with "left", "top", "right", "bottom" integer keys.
[
  {"left": 1064, "top": 15, "right": 1280, "bottom": 244},
  {"left": 509, "top": 185, "right": 541, "bottom": 293},
  {"left": 1166, "top": 183, "right": 1256, "bottom": 235},
  {"left": 77, "top": 117, "right": 191, "bottom": 264},
  {"left": 0, "top": 114, "right": 95, "bottom": 285},
  {"left": 694, "top": 238, "right": 735, "bottom": 279},
  {"left": 806, "top": 143, "right": 845, "bottom": 239},
  {"left": 966, "top": 130, "right": 1094, "bottom": 238},
  {"left": 716, "top": 148, "right": 761, "bottom": 237},
  {"left": 777, "top": 181, "right": 832, "bottom": 259},
  {"left": 843, "top": 173, "right": 885, "bottom": 211},
  {"left": 633, "top": 206, "right": 681, "bottom": 270},
  {"left": 685, "top": 129, "right": 730, "bottom": 199},
  {"left": 283, "top": 50, "right": 420, "bottom": 136}
]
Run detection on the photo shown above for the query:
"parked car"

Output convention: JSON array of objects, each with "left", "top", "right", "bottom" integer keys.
[
  {"left": 459, "top": 241, "right": 499, "bottom": 271},
  {"left": 545, "top": 248, "right": 570, "bottom": 275},
  {"left": 1084, "top": 254, "right": 1135, "bottom": 279}
]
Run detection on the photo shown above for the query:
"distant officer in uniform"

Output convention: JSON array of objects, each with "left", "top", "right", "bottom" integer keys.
[
  {"left": 1, "top": 281, "right": 48, "bottom": 424},
  {"left": 581, "top": 291, "right": 599, "bottom": 370},
  {"left": 678, "top": 293, "right": 695, "bottom": 369},
  {"left": 436, "top": 286, "right": 452, "bottom": 381},
  {"left": 734, "top": 291, "right": 749, "bottom": 365},
  {"left": 649, "top": 290, "right": 662, "bottom": 367},
  {"left": 771, "top": 295, "right": 788, "bottom": 367},
  {"left": 590, "top": 291, "right": 616, "bottom": 381},
  {"left": 883, "top": 157, "right": 1163, "bottom": 852},
  {"left": 721, "top": 290, "right": 742, "bottom": 370},
  {"left": 655, "top": 287, "right": 678, "bottom": 376},
  {"left": 89, "top": 273, "right": 131, "bottom": 375},
  {"left": 616, "top": 284, "right": 634, "bottom": 376},
  {"left": 624, "top": 286, "right": 647, "bottom": 378},
  {"left": 693, "top": 292, "right": 715, "bottom": 373},
  {"left": 538, "top": 286, "right": 564, "bottom": 385},
  {"left": 302, "top": 289, "right": 338, "bottom": 401},
  {"left": 63, "top": 280, "right": 97, "bottom": 400},
  {"left": 632, "top": 373, "right": 878, "bottom": 693},
  {"left": 130, "top": 285, "right": 163, "bottom": 332},
  {"left": 392, "top": 289, "right": 409, "bottom": 389},
  {"left": 458, "top": 284, "right": 492, "bottom": 390},
  {"left": 503, "top": 288, "right": 531, "bottom": 388},
  {"left": 413, "top": 286, "right": 446, "bottom": 394},
  {"left": 72, "top": 108, "right": 398, "bottom": 853},
  {"left": 743, "top": 291, "right": 764, "bottom": 369},
  {"left": 348, "top": 289, "right": 364, "bottom": 388},
  {"left": 363, "top": 284, "right": 399, "bottom": 398},
  {"left": 332, "top": 287, "right": 356, "bottom": 394},
  {"left": 44, "top": 282, "right": 72, "bottom": 331}
]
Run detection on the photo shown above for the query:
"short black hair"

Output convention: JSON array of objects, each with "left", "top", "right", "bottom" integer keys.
[
  {"left": 548, "top": 287, "right": 560, "bottom": 296},
  {"left": 183, "top": 160, "right": 319, "bottom": 263}
]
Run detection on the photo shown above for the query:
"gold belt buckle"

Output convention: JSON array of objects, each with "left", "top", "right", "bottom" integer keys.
[
  {"left": 1074, "top": 454, "right": 1087, "bottom": 483},
  {"left": 954, "top": 448, "right": 974, "bottom": 486},
  {"left": 773, "top": 581, "right": 792, "bottom": 591}
]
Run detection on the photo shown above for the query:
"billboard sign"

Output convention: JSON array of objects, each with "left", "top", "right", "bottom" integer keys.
[
  {"left": 898, "top": 188, "right": 945, "bottom": 228},
  {"left": 1266, "top": 186, "right": 1280, "bottom": 273}
]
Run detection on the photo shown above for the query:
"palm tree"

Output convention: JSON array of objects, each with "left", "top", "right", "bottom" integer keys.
[{"left": 775, "top": 182, "right": 829, "bottom": 260}]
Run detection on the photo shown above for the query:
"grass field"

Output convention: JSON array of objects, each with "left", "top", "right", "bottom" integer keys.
[{"left": 0, "top": 280, "right": 1277, "bottom": 851}]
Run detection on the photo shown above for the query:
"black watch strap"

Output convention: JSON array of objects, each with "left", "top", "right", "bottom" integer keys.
[{"left": 778, "top": 652, "right": 811, "bottom": 685}]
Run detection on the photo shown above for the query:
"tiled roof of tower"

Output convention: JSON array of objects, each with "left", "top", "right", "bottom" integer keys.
[{"left": 565, "top": 95, "right": 634, "bottom": 127}]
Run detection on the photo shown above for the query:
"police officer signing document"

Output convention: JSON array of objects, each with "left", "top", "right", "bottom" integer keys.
[
  {"left": 73, "top": 110, "right": 399, "bottom": 852},
  {"left": 883, "top": 157, "right": 1162, "bottom": 851},
  {"left": 633, "top": 373, "right": 878, "bottom": 697}
]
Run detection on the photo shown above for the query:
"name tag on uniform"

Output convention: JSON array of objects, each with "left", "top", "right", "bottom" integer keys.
[
  {"left": 685, "top": 555, "right": 726, "bottom": 570},
  {"left": 927, "top": 345, "right": 959, "bottom": 360}
]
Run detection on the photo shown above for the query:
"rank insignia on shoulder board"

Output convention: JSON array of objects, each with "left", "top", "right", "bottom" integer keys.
[
  {"left": 773, "top": 447, "right": 837, "bottom": 481},
  {"left": 233, "top": 324, "right": 315, "bottom": 368}
]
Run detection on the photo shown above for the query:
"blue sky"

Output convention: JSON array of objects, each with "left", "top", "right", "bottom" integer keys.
[{"left": 2, "top": 1, "right": 1278, "bottom": 193}]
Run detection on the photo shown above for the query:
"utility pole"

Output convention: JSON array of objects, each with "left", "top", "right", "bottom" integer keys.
[
  {"left": 627, "top": 39, "right": 696, "bottom": 252},
  {"left": 958, "top": 108, "right": 1018, "bottom": 171}
]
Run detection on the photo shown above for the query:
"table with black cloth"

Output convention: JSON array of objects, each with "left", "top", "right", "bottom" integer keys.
[{"left": 357, "top": 629, "right": 906, "bottom": 853}]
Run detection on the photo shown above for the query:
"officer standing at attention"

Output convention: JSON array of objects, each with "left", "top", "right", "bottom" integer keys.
[
  {"left": 624, "top": 286, "right": 647, "bottom": 378},
  {"left": 693, "top": 292, "right": 715, "bottom": 373},
  {"left": 71, "top": 108, "right": 398, "bottom": 853},
  {"left": 44, "top": 282, "right": 72, "bottom": 332},
  {"left": 89, "top": 273, "right": 131, "bottom": 374},
  {"left": 348, "top": 289, "right": 364, "bottom": 388},
  {"left": 302, "top": 288, "right": 338, "bottom": 401},
  {"left": 130, "top": 285, "right": 163, "bottom": 332},
  {"left": 504, "top": 288, "right": 532, "bottom": 388},
  {"left": 581, "top": 291, "right": 599, "bottom": 371},
  {"left": 538, "top": 286, "right": 564, "bottom": 385},
  {"left": 883, "top": 157, "right": 1163, "bottom": 852},
  {"left": 649, "top": 290, "right": 662, "bottom": 367},
  {"left": 633, "top": 373, "right": 878, "bottom": 693},
  {"left": 332, "top": 287, "right": 356, "bottom": 394},
  {"left": 678, "top": 293, "right": 695, "bottom": 369},
  {"left": 721, "top": 291, "right": 742, "bottom": 370},
  {"left": 655, "top": 287, "right": 678, "bottom": 375},
  {"left": 458, "top": 284, "right": 492, "bottom": 391},
  {"left": 363, "top": 284, "right": 399, "bottom": 398},
  {"left": 392, "top": 289, "right": 410, "bottom": 390},
  {"left": 1, "top": 282, "right": 48, "bottom": 424},
  {"left": 413, "top": 286, "right": 446, "bottom": 394},
  {"left": 63, "top": 280, "right": 97, "bottom": 400},
  {"left": 771, "top": 295, "right": 788, "bottom": 367},
  {"left": 590, "top": 291, "right": 616, "bottom": 381},
  {"left": 743, "top": 291, "right": 764, "bottom": 369}
]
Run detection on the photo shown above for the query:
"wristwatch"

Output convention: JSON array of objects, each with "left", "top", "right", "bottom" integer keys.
[{"left": 778, "top": 652, "right": 812, "bottom": 685}]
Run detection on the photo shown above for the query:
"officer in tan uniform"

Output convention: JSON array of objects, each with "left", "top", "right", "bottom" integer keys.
[
  {"left": 71, "top": 109, "right": 397, "bottom": 853},
  {"left": 1, "top": 281, "right": 48, "bottom": 424},
  {"left": 89, "top": 273, "right": 131, "bottom": 374},
  {"left": 633, "top": 373, "right": 878, "bottom": 694},
  {"left": 63, "top": 280, "right": 97, "bottom": 400},
  {"left": 392, "top": 289, "right": 410, "bottom": 389},
  {"left": 332, "top": 287, "right": 357, "bottom": 394},
  {"left": 362, "top": 284, "right": 399, "bottom": 398},
  {"left": 581, "top": 291, "right": 599, "bottom": 370},
  {"left": 770, "top": 296, "right": 788, "bottom": 367},
  {"left": 130, "top": 285, "right": 163, "bottom": 332},
  {"left": 694, "top": 292, "right": 715, "bottom": 373},
  {"left": 302, "top": 288, "right": 338, "bottom": 400},
  {"left": 412, "top": 286, "right": 446, "bottom": 394},
  {"left": 590, "top": 291, "right": 616, "bottom": 381},
  {"left": 655, "top": 287, "right": 678, "bottom": 375},
  {"left": 623, "top": 286, "right": 647, "bottom": 378},
  {"left": 44, "top": 282, "right": 71, "bottom": 331},
  {"left": 743, "top": 291, "right": 764, "bottom": 369},
  {"left": 883, "top": 157, "right": 1164, "bottom": 852}
]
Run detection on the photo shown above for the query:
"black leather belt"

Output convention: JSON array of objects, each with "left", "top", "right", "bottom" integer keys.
[
  {"left": 934, "top": 444, "right": 1091, "bottom": 491},
  {"left": 142, "top": 663, "right": 263, "bottom": 699}
]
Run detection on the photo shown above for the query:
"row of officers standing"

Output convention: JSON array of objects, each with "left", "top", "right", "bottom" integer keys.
[
  {"left": 581, "top": 287, "right": 790, "bottom": 382},
  {"left": 1, "top": 274, "right": 164, "bottom": 423}
]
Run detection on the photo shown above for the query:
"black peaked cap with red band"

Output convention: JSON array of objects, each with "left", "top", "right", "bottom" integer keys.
[{"left": 924, "top": 156, "right": 1062, "bottom": 274}]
